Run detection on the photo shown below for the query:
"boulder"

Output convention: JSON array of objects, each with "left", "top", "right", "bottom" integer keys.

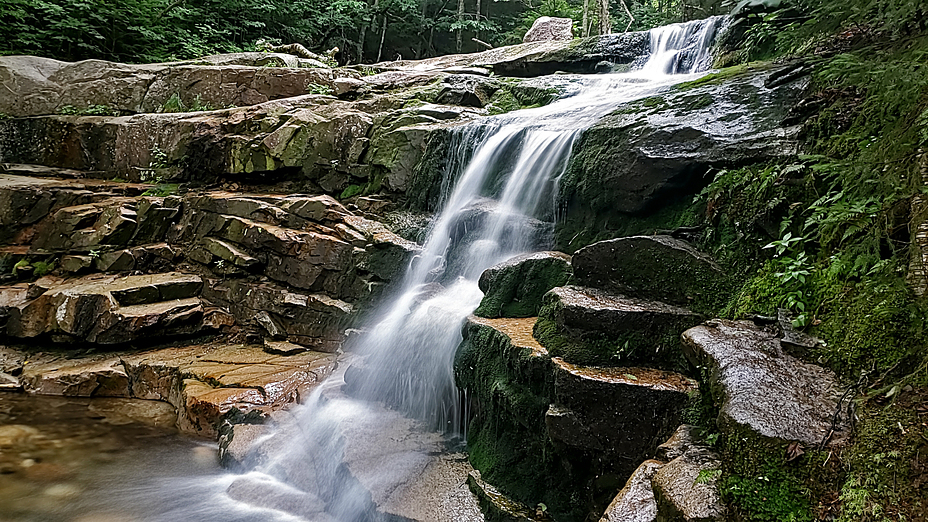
[
  {"left": 651, "top": 445, "right": 726, "bottom": 522},
  {"left": 682, "top": 320, "right": 843, "bottom": 447},
  {"left": 523, "top": 17, "right": 574, "bottom": 44},
  {"left": 474, "top": 251, "right": 572, "bottom": 318},
  {"left": 21, "top": 356, "right": 130, "bottom": 397},
  {"left": 600, "top": 459, "right": 663, "bottom": 522},
  {"left": 546, "top": 361, "right": 697, "bottom": 480},
  {"left": 572, "top": 235, "right": 731, "bottom": 313},
  {"left": 557, "top": 62, "right": 810, "bottom": 246},
  {"left": 534, "top": 285, "right": 703, "bottom": 369}
]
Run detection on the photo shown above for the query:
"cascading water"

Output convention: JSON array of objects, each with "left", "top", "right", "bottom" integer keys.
[{"left": 101, "top": 16, "right": 729, "bottom": 522}]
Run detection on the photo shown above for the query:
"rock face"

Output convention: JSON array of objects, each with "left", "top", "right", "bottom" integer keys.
[
  {"left": 534, "top": 285, "right": 703, "bottom": 369},
  {"left": 556, "top": 62, "right": 810, "bottom": 247},
  {"left": 682, "top": 319, "right": 843, "bottom": 446},
  {"left": 651, "top": 445, "right": 726, "bottom": 522},
  {"left": 572, "top": 235, "right": 732, "bottom": 313},
  {"left": 523, "top": 17, "right": 574, "bottom": 43},
  {"left": 455, "top": 315, "right": 696, "bottom": 520},
  {"left": 10, "top": 343, "right": 336, "bottom": 439},
  {"left": 600, "top": 460, "right": 663, "bottom": 522},
  {"left": 474, "top": 251, "right": 572, "bottom": 318}
]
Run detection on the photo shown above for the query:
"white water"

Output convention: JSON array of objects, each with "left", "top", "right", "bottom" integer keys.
[{"left": 105, "top": 17, "right": 728, "bottom": 522}]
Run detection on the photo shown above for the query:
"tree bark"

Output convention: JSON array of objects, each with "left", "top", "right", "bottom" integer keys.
[
  {"left": 376, "top": 14, "right": 387, "bottom": 62},
  {"left": 618, "top": 0, "right": 634, "bottom": 32},
  {"left": 456, "top": 0, "right": 465, "bottom": 53},
  {"left": 598, "top": 0, "right": 611, "bottom": 35},
  {"left": 582, "top": 0, "right": 590, "bottom": 37}
]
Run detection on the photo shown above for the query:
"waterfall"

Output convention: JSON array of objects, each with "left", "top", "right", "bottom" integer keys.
[{"left": 119, "top": 16, "right": 729, "bottom": 522}]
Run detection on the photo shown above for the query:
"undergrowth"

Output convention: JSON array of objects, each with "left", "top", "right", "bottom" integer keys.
[{"left": 694, "top": 7, "right": 928, "bottom": 519}]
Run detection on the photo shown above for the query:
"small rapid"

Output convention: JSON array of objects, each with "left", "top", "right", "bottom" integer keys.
[{"left": 94, "top": 16, "right": 728, "bottom": 522}]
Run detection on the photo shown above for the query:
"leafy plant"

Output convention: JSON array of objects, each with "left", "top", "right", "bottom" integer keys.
[
  {"left": 159, "top": 93, "right": 218, "bottom": 113},
  {"left": 32, "top": 261, "right": 55, "bottom": 277},
  {"left": 57, "top": 104, "right": 117, "bottom": 116},
  {"left": 306, "top": 83, "right": 334, "bottom": 95},
  {"left": 11, "top": 259, "right": 29, "bottom": 275}
]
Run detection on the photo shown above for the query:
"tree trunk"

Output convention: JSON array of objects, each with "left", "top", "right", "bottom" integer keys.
[
  {"left": 618, "top": 0, "right": 634, "bottom": 32},
  {"left": 376, "top": 15, "right": 387, "bottom": 62},
  {"left": 582, "top": 0, "right": 590, "bottom": 37},
  {"left": 598, "top": 0, "right": 611, "bottom": 35},
  {"left": 475, "top": 0, "right": 481, "bottom": 40},
  {"left": 456, "top": 0, "right": 465, "bottom": 53}
]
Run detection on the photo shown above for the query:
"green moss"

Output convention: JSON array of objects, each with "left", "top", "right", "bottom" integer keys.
[
  {"left": 675, "top": 63, "right": 755, "bottom": 90},
  {"left": 474, "top": 256, "right": 571, "bottom": 319},
  {"left": 339, "top": 184, "right": 363, "bottom": 199}
]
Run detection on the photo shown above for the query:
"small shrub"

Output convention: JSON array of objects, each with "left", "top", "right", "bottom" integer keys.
[{"left": 306, "top": 83, "right": 334, "bottom": 95}]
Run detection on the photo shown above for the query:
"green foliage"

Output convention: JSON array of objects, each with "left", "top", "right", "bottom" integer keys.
[
  {"left": 306, "top": 83, "right": 334, "bottom": 95},
  {"left": 32, "top": 261, "right": 55, "bottom": 277},
  {"left": 142, "top": 183, "right": 179, "bottom": 197},
  {"left": 57, "top": 104, "right": 117, "bottom": 116},
  {"left": 158, "top": 93, "right": 219, "bottom": 113},
  {"left": 11, "top": 259, "right": 29, "bottom": 275}
]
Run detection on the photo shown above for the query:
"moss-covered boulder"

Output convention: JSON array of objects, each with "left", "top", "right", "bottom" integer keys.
[
  {"left": 474, "top": 251, "right": 572, "bottom": 318},
  {"left": 572, "top": 235, "right": 732, "bottom": 314},
  {"left": 534, "top": 285, "right": 703, "bottom": 371},
  {"left": 556, "top": 62, "right": 810, "bottom": 248}
]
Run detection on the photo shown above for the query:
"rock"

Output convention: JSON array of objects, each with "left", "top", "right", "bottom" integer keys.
[
  {"left": 534, "top": 285, "right": 703, "bottom": 369},
  {"left": 571, "top": 236, "right": 731, "bottom": 312},
  {"left": 651, "top": 445, "right": 726, "bottom": 522},
  {"left": 202, "top": 237, "right": 260, "bottom": 269},
  {"left": 4, "top": 272, "right": 206, "bottom": 344},
  {"left": 655, "top": 424, "right": 700, "bottom": 462},
  {"left": 546, "top": 361, "right": 697, "bottom": 479},
  {"left": 60, "top": 255, "right": 92, "bottom": 273},
  {"left": 21, "top": 356, "right": 130, "bottom": 397},
  {"left": 334, "top": 77, "right": 366, "bottom": 96},
  {"left": 219, "top": 422, "right": 271, "bottom": 469},
  {"left": 436, "top": 75, "right": 500, "bottom": 108},
  {"left": 226, "top": 474, "right": 332, "bottom": 520},
  {"left": 467, "top": 470, "right": 543, "bottom": 522},
  {"left": 263, "top": 340, "right": 309, "bottom": 355},
  {"left": 474, "top": 251, "right": 572, "bottom": 319},
  {"left": 557, "top": 63, "right": 808, "bottom": 245},
  {"left": 203, "top": 280, "right": 353, "bottom": 351},
  {"left": 682, "top": 320, "right": 843, "bottom": 446},
  {"left": 600, "top": 460, "right": 663, "bottom": 522},
  {"left": 523, "top": 17, "right": 574, "bottom": 44},
  {"left": 0, "top": 55, "right": 359, "bottom": 118}
]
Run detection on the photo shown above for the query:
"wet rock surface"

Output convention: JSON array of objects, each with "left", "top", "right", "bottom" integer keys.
[
  {"left": 599, "top": 459, "right": 662, "bottom": 522},
  {"left": 6, "top": 342, "right": 337, "bottom": 438},
  {"left": 547, "top": 361, "right": 697, "bottom": 477},
  {"left": 571, "top": 235, "right": 730, "bottom": 312},
  {"left": 534, "top": 285, "right": 703, "bottom": 369},
  {"left": 556, "top": 62, "right": 810, "bottom": 245},
  {"left": 682, "top": 319, "right": 843, "bottom": 446},
  {"left": 651, "top": 444, "right": 726, "bottom": 522},
  {"left": 474, "top": 251, "right": 572, "bottom": 319}
]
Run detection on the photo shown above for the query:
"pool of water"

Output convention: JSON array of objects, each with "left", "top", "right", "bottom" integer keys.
[{"left": 0, "top": 394, "right": 221, "bottom": 522}]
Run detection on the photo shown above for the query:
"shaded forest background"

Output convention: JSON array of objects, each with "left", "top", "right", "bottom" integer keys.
[{"left": 0, "top": 0, "right": 729, "bottom": 64}]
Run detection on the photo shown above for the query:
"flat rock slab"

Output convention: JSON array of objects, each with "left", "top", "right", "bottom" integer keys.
[
  {"left": 474, "top": 251, "right": 572, "bottom": 319},
  {"left": 534, "top": 285, "right": 703, "bottom": 369},
  {"left": 3, "top": 272, "right": 206, "bottom": 344},
  {"left": 547, "top": 360, "right": 697, "bottom": 474},
  {"left": 682, "top": 319, "right": 842, "bottom": 446},
  {"left": 652, "top": 445, "right": 726, "bottom": 522},
  {"left": 600, "top": 459, "right": 663, "bottom": 522},
  {"left": 571, "top": 235, "right": 730, "bottom": 312},
  {"left": 12, "top": 343, "right": 337, "bottom": 439}
]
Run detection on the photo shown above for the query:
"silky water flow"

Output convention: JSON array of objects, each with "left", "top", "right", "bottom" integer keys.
[{"left": 89, "top": 16, "right": 729, "bottom": 522}]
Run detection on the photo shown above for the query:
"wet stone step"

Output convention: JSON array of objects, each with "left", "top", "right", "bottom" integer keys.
[
  {"left": 571, "top": 235, "right": 732, "bottom": 314},
  {"left": 546, "top": 360, "right": 698, "bottom": 479},
  {"left": 533, "top": 285, "right": 704, "bottom": 370}
]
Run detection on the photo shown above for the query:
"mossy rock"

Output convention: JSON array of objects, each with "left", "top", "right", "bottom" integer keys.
[
  {"left": 474, "top": 251, "right": 572, "bottom": 319},
  {"left": 533, "top": 285, "right": 703, "bottom": 371},
  {"left": 572, "top": 235, "right": 733, "bottom": 315}
]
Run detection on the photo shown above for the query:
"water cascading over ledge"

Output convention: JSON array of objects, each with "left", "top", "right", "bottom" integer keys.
[{"left": 218, "top": 16, "right": 733, "bottom": 522}]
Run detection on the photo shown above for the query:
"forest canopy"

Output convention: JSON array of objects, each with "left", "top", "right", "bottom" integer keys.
[{"left": 0, "top": 0, "right": 729, "bottom": 64}]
